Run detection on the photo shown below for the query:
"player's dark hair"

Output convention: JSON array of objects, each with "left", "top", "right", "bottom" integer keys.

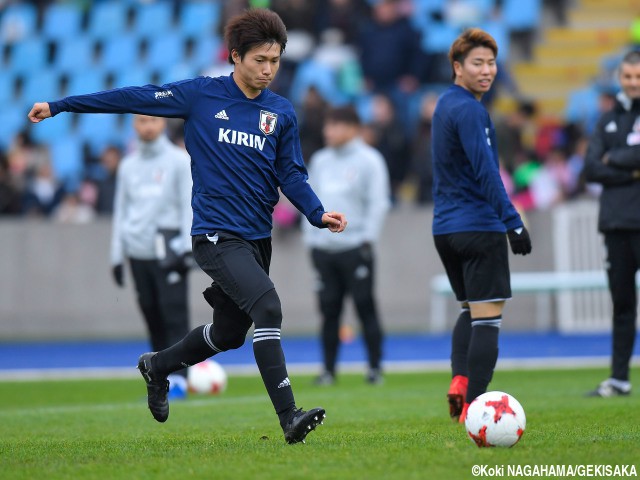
[
  {"left": 622, "top": 50, "right": 640, "bottom": 65},
  {"left": 448, "top": 28, "right": 498, "bottom": 80},
  {"left": 325, "top": 105, "right": 361, "bottom": 125},
  {"left": 224, "top": 9, "right": 287, "bottom": 65}
]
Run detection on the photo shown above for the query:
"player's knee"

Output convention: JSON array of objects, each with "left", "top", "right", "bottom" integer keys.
[
  {"left": 250, "top": 289, "right": 282, "bottom": 329},
  {"left": 202, "top": 283, "right": 227, "bottom": 309},
  {"left": 211, "top": 327, "right": 247, "bottom": 351}
]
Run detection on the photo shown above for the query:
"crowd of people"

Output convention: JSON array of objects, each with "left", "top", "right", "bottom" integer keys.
[{"left": 0, "top": 0, "right": 626, "bottom": 221}]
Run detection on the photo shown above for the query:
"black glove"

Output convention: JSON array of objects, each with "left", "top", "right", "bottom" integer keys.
[
  {"left": 112, "top": 264, "right": 124, "bottom": 287},
  {"left": 507, "top": 227, "right": 532, "bottom": 255},
  {"left": 163, "top": 252, "right": 194, "bottom": 275}
]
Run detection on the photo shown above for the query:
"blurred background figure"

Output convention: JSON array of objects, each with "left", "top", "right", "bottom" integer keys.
[
  {"left": 362, "top": 93, "right": 410, "bottom": 206},
  {"left": 110, "top": 115, "right": 193, "bottom": 400},
  {"left": 304, "top": 105, "right": 390, "bottom": 386},
  {"left": 409, "top": 91, "right": 438, "bottom": 205},
  {"left": 583, "top": 50, "right": 640, "bottom": 398}
]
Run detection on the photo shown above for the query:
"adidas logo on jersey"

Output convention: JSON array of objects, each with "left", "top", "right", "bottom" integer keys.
[{"left": 215, "top": 110, "right": 229, "bottom": 120}]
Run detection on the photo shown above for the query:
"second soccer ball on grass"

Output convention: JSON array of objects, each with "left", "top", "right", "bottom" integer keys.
[{"left": 188, "top": 359, "right": 228, "bottom": 395}]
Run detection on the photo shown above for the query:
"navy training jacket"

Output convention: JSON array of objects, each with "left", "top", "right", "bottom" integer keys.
[
  {"left": 49, "top": 74, "right": 326, "bottom": 240},
  {"left": 431, "top": 85, "right": 523, "bottom": 235}
]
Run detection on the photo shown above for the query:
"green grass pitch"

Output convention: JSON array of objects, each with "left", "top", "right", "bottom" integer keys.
[{"left": 0, "top": 368, "right": 638, "bottom": 480}]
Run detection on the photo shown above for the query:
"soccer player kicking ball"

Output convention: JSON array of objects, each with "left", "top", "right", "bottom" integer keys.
[
  {"left": 430, "top": 28, "right": 532, "bottom": 423},
  {"left": 28, "top": 8, "right": 347, "bottom": 444}
]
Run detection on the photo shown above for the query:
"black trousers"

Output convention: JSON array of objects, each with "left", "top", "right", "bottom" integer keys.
[
  {"left": 129, "top": 258, "right": 190, "bottom": 376},
  {"left": 311, "top": 245, "right": 383, "bottom": 373},
  {"left": 604, "top": 231, "right": 640, "bottom": 382}
]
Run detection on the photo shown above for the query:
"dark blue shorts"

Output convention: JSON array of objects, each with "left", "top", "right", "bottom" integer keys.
[{"left": 433, "top": 231, "right": 511, "bottom": 303}]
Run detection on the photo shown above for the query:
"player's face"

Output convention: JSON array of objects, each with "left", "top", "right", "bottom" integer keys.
[
  {"left": 454, "top": 46, "right": 497, "bottom": 100},
  {"left": 134, "top": 115, "right": 166, "bottom": 142},
  {"left": 232, "top": 43, "right": 281, "bottom": 98},
  {"left": 619, "top": 61, "right": 640, "bottom": 100}
]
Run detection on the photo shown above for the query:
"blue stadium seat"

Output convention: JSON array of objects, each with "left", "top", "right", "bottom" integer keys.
[
  {"left": 0, "top": 72, "right": 17, "bottom": 104},
  {"left": 502, "top": 0, "right": 541, "bottom": 32},
  {"left": 41, "top": 3, "right": 83, "bottom": 41},
  {"left": 144, "top": 32, "right": 185, "bottom": 71},
  {"left": 88, "top": 1, "right": 129, "bottom": 40},
  {"left": 420, "top": 21, "right": 460, "bottom": 53},
  {"left": 21, "top": 71, "right": 61, "bottom": 106},
  {"left": 112, "top": 68, "right": 153, "bottom": 88},
  {"left": 66, "top": 70, "right": 107, "bottom": 97},
  {"left": 180, "top": 1, "right": 220, "bottom": 37},
  {"left": 191, "top": 36, "right": 224, "bottom": 73},
  {"left": 481, "top": 20, "right": 511, "bottom": 61},
  {"left": 411, "top": 0, "right": 446, "bottom": 29},
  {"left": 30, "top": 110, "right": 73, "bottom": 145},
  {"left": 55, "top": 37, "right": 96, "bottom": 74},
  {"left": 133, "top": 1, "right": 174, "bottom": 38},
  {"left": 49, "top": 135, "right": 84, "bottom": 192},
  {"left": 101, "top": 34, "right": 140, "bottom": 71},
  {"left": 9, "top": 38, "right": 48, "bottom": 75},
  {"left": 0, "top": 3, "right": 38, "bottom": 43},
  {"left": 565, "top": 85, "right": 600, "bottom": 135},
  {"left": 157, "top": 63, "right": 199, "bottom": 85},
  {"left": 76, "top": 113, "right": 123, "bottom": 155},
  {"left": 288, "top": 59, "right": 346, "bottom": 107},
  {"left": 0, "top": 103, "right": 25, "bottom": 150}
]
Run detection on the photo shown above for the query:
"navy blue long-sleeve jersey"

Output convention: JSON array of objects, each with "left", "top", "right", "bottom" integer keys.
[
  {"left": 49, "top": 74, "right": 326, "bottom": 240},
  {"left": 431, "top": 85, "right": 523, "bottom": 235}
]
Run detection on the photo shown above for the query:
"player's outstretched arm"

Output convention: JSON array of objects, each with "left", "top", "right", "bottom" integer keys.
[
  {"left": 322, "top": 211, "right": 347, "bottom": 233},
  {"left": 28, "top": 102, "right": 52, "bottom": 123}
]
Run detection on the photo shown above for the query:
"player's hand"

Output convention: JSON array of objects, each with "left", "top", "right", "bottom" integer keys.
[
  {"left": 28, "top": 102, "right": 52, "bottom": 123},
  {"left": 112, "top": 264, "right": 125, "bottom": 287},
  {"left": 507, "top": 227, "right": 532, "bottom": 255},
  {"left": 322, "top": 211, "right": 347, "bottom": 233}
]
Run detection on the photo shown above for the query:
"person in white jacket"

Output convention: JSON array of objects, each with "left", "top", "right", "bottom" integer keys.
[
  {"left": 111, "top": 114, "right": 193, "bottom": 399},
  {"left": 304, "top": 106, "right": 390, "bottom": 385}
]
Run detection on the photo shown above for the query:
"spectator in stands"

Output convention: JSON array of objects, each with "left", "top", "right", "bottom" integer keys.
[
  {"left": 7, "top": 130, "right": 49, "bottom": 194},
  {"left": 528, "top": 146, "right": 572, "bottom": 210},
  {"left": 94, "top": 145, "right": 122, "bottom": 215},
  {"left": 362, "top": 93, "right": 411, "bottom": 205},
  {"left": 315, "top": 0, "right": 371, "bottom": 46},
  {"left": 357, "top": 0, "right": 423, "bottom": 122},
  {"left": 53, "top": 191, "right": 95, "bottom": 224},
  {"left": 494, "top": 100, "right": 537, "bottom": 175},
  {"left": 298, "top": 86, "right": 329, "bottom": 164},
  {"left": 0, "top": 152, "right": 22, "bottom": 215},
  {"left": 409, "top": 91, "right": 438, "bottom": 204},
  {"left": 583, "top": 50, "right": 640, "bottom": 398},
  {"left": 21, "top": 156, "right": 64, "bottom": 217},
  {"left": 303, "top": 105, "right": 389, "bottom": 386}
]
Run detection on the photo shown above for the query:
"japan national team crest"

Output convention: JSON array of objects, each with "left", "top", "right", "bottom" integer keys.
[{"left": 260, "top": 110, "right": 278, "bottom": 135}]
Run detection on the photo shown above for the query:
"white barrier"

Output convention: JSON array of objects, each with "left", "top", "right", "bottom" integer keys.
[{"left": 429, "top": 270, "right": 612, "bottom": 333}]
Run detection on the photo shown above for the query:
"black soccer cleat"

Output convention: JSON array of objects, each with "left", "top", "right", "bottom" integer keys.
[
  {"left": 137, "top": 352, "right": 170, "bottom": 423},
  {"left": 586, "top": 379, "right": 631, "bottom": 398},
  {"left": 283, "top": 407, "right": 326, "bottom": 444}
]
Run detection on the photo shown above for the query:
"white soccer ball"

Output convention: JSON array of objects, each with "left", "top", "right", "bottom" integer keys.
[
  {"left": 188, "top": 359, "right": 227, "bottom": 394},
  {"left": 465, "top": 391, "right": 526, "bottom": 447}
]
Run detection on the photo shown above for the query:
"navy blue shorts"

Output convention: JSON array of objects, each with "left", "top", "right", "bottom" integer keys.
[
  {"left": 192, "top": 232, "right": 274, "bottom": 313},
  {"left": 433, "top": 231, "right": 511, "bottom": 303}
]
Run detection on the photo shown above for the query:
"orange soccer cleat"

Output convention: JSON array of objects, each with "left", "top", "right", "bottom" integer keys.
[{"left": 447, "top": 375, "right": 468, "bottom": 421}]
